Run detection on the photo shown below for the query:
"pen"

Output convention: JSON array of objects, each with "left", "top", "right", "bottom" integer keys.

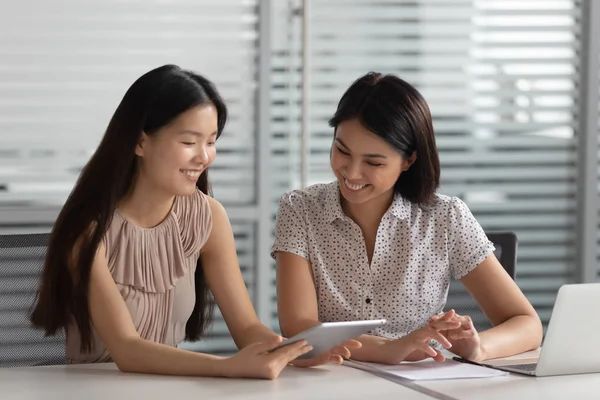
[{"left": 452, "top": 356, "right": 488, "bottom": 368}]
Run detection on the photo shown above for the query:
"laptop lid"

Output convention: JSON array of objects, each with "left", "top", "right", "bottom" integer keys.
[{"left": 536, "top": 283, "right": 600, "bottom": 377}]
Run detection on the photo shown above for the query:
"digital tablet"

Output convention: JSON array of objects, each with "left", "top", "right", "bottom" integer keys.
[{"left": 271, "top": 319, "right": 386, "bottom": 360}]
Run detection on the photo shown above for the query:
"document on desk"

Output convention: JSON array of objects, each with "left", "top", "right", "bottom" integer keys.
[{"left": 344, "top": 358, "right": 507, "bottom": 381}]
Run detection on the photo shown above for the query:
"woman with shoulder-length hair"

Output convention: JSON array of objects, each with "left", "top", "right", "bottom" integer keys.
[
  {"left": 273, "top": 72, "right": 542, "bottom": 365},
  {"left": 30, "top": 64, "right": 320, "bottom": 379}
]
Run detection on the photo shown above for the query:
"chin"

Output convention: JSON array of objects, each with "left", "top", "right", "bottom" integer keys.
[
  {"left": 338, "top": 185, "right": 372, "bottom": 204},
  {"left": 171, "top": 183, "right": 198, "bottom": 197}
]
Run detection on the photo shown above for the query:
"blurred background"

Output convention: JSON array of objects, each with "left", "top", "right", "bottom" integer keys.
[{"left": 0, "top": 0, "right": 599, "bottom": 356}]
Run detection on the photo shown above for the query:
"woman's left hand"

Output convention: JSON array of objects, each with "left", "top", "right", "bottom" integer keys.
[
  {"left": 290, "top": 339, "right": 362, "bottom": 368},
  {"left": 428, "top": 309, "right": 483, "bottom": 362}
]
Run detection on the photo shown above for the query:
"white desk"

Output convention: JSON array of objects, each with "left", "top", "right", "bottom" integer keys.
[
  {"left": 419, "top": 349, "right": 600, "bottom": 400},
  {"left": 422, "top": 372, "right": 600, "bottom": 400},
  {"left": 2, "top": 351, "right": 600, "bottom": 400},
  {"left": 0, "top": 362, "right": 431, "bottom": 400}
]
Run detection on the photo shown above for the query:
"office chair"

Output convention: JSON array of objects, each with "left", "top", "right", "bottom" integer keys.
[
  {"left": 0, "top": 233, "right": 66, "bottom": 367},
  {"left": 444, "top": 231, "right": 518, "bottom": 333}
]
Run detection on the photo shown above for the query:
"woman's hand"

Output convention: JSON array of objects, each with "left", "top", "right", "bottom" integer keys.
[
  {"left": 290, "top": 339, "right": 363, "bottom": 367},
  {"left": 380, "top": 318, "right": 461, "bottom": 364},
  {"left": 222, "top": 336, "right": 312, "bottom": 379},
  {"left": 429, "top": 309, "right": 483, "bottom": 362}
]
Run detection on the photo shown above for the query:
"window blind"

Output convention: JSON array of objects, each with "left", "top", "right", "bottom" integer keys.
[
  {"left": 271, "top": 0, "right": 582, "bottom": 328},
  {"left": 0, "top": 0, "right": 260, "bottom": 355}
]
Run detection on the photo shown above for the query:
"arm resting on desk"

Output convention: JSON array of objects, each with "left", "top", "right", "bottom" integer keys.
[
  {"left": 87, "top": 242, "right": 228, "bottom": 376},
  {"left": 460, "top": 254, "right": 543, "bottom": 361},
  {"left": 88, "top": 197, "right": 310, "bottom": 377},
  {"left": 200, "top": 197, "right": 281, "bottom": 350},
  {"left": 478, "top": 315, "right": 542, "bottom": 361}
]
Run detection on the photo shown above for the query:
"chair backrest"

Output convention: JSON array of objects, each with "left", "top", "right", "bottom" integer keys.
[
  {"left": 485, "top": 231, "right": 517, "bottom": 280},
  {"left": 444, "top": 231, "right": 518, "bottom": 333},
  {"left": 0, "top": 233, "right": 66, "bottom": 367}
]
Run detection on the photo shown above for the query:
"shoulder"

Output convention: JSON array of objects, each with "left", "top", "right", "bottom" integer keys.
[
  {"left": 420, "top": 193, "right": 472, "bottom": 219},
  {"left": 198, "top": 194, "right": 235, "bottom": 240},
  {"left": 205, "top": 195, "right": 228, "bottom": 224},
  {"left": 404, "top": 194, "right": 478, "bottom": 236},
  {"left": 171, "top": 189, "right": 214, "bottom": 255},
  {"left": 278, "top": 182, "right": 336, "bottom": 215},
  {"left": 200, "top": 195, "right": 237, "bottom": 256},
  {"left": 423, "top": 193, "right": 484, "bottom": 238}
]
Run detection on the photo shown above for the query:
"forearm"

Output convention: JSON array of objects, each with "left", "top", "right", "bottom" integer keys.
[
  {"left": 279, "top": 317, "right": 320, "bottom": 338},
  {"left": 113, "top": 337, "right": 228, "bottom": 376},
  {"left": 280, "top": 318, "right": 420, "bottom": 364},
  {"left": 348, "top": 335, "right": 428, "bottom": 364},
  {"left": 280, "top": 317, "right": 389, "bottom": 363},
  {"left": 234, "top": 322, "right": 281, "bottom": 348},
  {"left": 346, "top": 334, "right": 392, "bottom": 363},
  {"left": 479, "top": 314, "right": 543, "bottom": 360}
]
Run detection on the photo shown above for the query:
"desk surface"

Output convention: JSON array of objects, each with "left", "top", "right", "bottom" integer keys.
[
  {"left": 2, "top": 351, "right": 600, "bottom": 400},
  {"left": 419, "top": 349, "right": 600, "bottom": 400},
  {"left": 0, "top": 362, "right": 430, "bottom": 400}
]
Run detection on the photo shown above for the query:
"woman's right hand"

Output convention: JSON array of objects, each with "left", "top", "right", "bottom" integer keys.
[
  {"left": 382, "top": 317, "right": 461, "bottom": 364},
  {"left": 222, "top": 336, "right": 313, "bottom": 379}
]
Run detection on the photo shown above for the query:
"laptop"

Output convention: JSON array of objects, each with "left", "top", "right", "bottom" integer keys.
[{"left": 486, "top": 283, "right": 600, "bottom": 377}]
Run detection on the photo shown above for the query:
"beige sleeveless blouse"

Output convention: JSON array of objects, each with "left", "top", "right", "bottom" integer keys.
[{"left": 65, "top": 189, "right": 212, "bottom": 363}]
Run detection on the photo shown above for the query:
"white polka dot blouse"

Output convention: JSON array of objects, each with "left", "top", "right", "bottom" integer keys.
[{"left": 271, "top": 181, "right": 495, "bottom": 339}]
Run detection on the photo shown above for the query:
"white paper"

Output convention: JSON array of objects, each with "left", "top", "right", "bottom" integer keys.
[{"left": 345, "top": 359, "right": 507, "bottom": 381}]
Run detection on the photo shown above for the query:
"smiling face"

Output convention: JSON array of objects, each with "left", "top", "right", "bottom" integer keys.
[
  {"left": 330, "top": 118, "right": 415, "bottom": 206},
  {"left": 134, "top": 104, "right": 218, "bottom": 197}
]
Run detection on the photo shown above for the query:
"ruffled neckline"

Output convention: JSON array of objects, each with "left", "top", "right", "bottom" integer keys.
[
  {"left": 114, "top": 196, "right": 179, "bottom": 232},
  {"left": 104, "top": 191, "right": 208, "bottom": 294}
]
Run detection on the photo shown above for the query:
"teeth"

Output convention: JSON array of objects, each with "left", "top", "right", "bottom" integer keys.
[
  {"left": 181, "top": 170, "right": 201, "bottom": 178},
  {"left": 344, "top": 179, "right": 366, "bottom": 191}
]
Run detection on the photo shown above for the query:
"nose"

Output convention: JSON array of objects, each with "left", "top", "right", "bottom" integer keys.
[
  {"left": 344, "top": 160, "right": 363, "bottom": 180},
  {"left": 194, "top": 147, "right": 209, "bottom": 165}
]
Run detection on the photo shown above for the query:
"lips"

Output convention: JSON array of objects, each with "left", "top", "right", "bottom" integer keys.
[
  {"left": 344, "top": 178, "right": 367, "bottom": 191},
  {"left": 181, "top": 169, "right": 202, "bottom": 180}
]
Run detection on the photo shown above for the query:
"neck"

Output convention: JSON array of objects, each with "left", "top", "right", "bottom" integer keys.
[
  {"left": 340, "top": 188, "right": 395, "bottom": 230},
  {"left": 118, "top": 175, "right": 176, "bottom": 229}
]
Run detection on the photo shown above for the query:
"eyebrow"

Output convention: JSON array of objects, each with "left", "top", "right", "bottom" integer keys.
[
  {"left": 179, "top": 130, "right": 218, "bottom": 137},
  {"left": 335, "top": 138, "right": 387, "bottom": 159}
]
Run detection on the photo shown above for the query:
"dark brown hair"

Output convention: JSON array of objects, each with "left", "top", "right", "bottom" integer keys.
[
  {"left": 329, "top": 72, "right": 440, "bottom": 204},
  {"left": 30, "top": 64, "right": 227, "bottom": 352}
]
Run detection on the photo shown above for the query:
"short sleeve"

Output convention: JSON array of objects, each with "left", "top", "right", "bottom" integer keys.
[
  {"left": 447, "top": 197, "right": 495, "bottom": 279},
  {"left": 270, "top": 192, "right": 310, "bottom": 261}
]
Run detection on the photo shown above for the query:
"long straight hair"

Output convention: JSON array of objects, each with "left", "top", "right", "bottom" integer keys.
[{"left": 30, "top": 64, "right": 227, "bottom": 352}]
